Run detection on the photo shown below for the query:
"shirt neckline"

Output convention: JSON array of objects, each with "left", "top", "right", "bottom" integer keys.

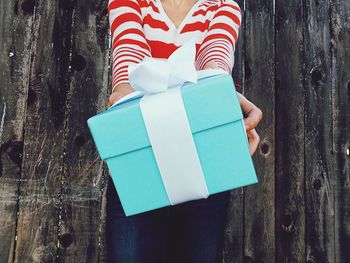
[{"left": 156, "top": 0, "right": 203, "bottom": 32}]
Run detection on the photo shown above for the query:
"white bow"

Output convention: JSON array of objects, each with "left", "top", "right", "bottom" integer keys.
[
  {"left": 110, "top": 39, "right": 227, "bottom": 108},
  {"left": 128, "top": 38, "right": 198, "bottom": 93}
]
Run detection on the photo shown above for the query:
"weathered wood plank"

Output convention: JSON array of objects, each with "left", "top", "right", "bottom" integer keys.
[
  {"left": 222, "top": 190, "right": 244, "bottom": 263},
  {"left": 331, "top": 0, "right": 350, "bottom": 262},
  {"left": 98, "top": 178, "right": 109, "bottom": 263},
  {"left": 222, "top": 0, "right": 245, "bottom": 262},
  {"left": 98, "top": 16, "right": 114, "bottom": 263},
  {"left": 231, "top": 0, "right": 245, "bottom": 90},
  {"left": 304, "top": 1, "right": 335, "bottom": 262},
  {"left": 57, "top": 0, "right": 110, "bottom": 262},
  {"left": 14, "top": 1, "right": 75, "bottom": 262},
  {"left": 0, "top": 0, "right": 36, "bottom": 262},
  {"left": 243, "top": 0, "right": 275, "bottom": 261},
  {"left": 275, "top": 0, "right": 306, "bottom": 261}
]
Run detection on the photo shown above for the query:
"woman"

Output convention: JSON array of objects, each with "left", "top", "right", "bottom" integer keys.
[{"left": 106, "top": 0, "right": 263, "bottom": 262}]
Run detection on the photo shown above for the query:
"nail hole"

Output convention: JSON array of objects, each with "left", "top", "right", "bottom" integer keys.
[
  {"left": 345, "top": 181, "right": 350, "bottom": 188},
  {"left": 310, "top": 68, "right": 323, "bottom": 82},
  {"left": 71, "top": 55, "right": 86, "bottom": 71},
  {"left": 313, "top": 179, "right": 322, "bottom": 190},
  {"left": 283, "top": 214, "right": 292, "bottom": 228},
  {"left": 21, "top": 0, "right": 35, "bottom": 15},
  {"left": 260, "top": 142, "right": 270, "bottom": 155},
  {"left": 3, "top": 140, "right": 23, "bottom": 167},
  {"left": 58, "top": 233, "right": 74, "bottom": 248},
  {"left": 74, "top": 135, "right": 85, "bottom": 147},
  {"left": 347, "top": 81, "right": 350, "bottom": 96}
]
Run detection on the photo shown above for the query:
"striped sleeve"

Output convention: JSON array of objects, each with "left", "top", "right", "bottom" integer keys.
[
  {"left": 196, "top": 0, "right": 242, "bottom": 73},
  {"left": 108, "top": 0, "right": 152, "bottom": 92}
]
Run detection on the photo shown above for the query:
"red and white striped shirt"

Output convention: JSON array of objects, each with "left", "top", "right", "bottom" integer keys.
[{"left": 108, "top": 0, "right": 242, "bottom": 92}]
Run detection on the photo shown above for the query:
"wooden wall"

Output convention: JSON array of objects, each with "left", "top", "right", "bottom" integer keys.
[{"left": 0, "top": 0, "right": 349, "bottom": 262}]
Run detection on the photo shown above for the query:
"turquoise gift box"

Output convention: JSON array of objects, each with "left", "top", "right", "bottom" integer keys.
[{"left": 87, "top": 73, "right": 258, "bottom": 216}]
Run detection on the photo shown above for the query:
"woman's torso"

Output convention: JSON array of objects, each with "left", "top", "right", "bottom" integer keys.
[
  {"left": 138, "top": 0, "right": 225, "bottom": 58},
  {"left": 108, "top": 0, "right": 241, "bottom": 89}
]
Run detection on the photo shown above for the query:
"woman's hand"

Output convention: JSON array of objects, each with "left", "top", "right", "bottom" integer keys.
[
  {"left": 107, "top": 83, "right": 134, "bottom": 108},
  {"left": 237, "top": 92, "right": 263, "bottom": 156},
  {"left": 202, "top": 61, "right": 263, "bottom": 155}
]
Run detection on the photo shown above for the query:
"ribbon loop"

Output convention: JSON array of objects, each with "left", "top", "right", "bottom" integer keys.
[{"left": 128, "top": 38, "right": 198, "bottom": 94}]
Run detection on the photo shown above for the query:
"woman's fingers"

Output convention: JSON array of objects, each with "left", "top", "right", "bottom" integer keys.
[
  {"left": 107, "top": 83, "right": 135, "bottom": 108},
  {"left": 235, "top": 91, "right": 262, "bottom": 155},
  {"left": 247, "top": 128, "right": 260, "bottom": 155},
  {"left": 244, "top": 107, "right": 263, "bottom": 131},
  {"left": 237, "top": 92, "right": 263, "bottom": 131},
  {"left": 107, "top": 91, "right": 131, "bottom": 108}
]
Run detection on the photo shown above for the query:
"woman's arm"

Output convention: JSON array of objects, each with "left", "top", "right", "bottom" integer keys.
[
  {"left": 197, "top": 1, "right": 262, "bottom": 155},
  {"left": 108, "top": 0, "right": 152, "bottom": 95},
  {"left": 196, "top": 0, "right": 242, "bottom": 72}
]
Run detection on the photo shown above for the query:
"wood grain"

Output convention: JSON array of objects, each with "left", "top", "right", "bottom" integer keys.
[
  {"left": 331, "top": 0, "right": 350, "bottom": 262},
  {"left": 14, "top": 1, "right": 75, "bottom": 262},
  {"left": 243, "top": 0, "right": 275, "bottom": 261},
  {"left": 222, "top": 0, "right": 245, "bottom": 262},
  {"left": 304, "top": 0, "right": 335, "bottom": 262},
  {"left": 275, "top": 0, "right": 306, "bottom": 262},
  {"left": 57, "top": 0, "right": 110, "bottom": 262},
  {"left": 0, "top": 0, "right": 35, "bottom": 262}
]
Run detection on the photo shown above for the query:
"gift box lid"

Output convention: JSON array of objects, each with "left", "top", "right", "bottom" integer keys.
[{"left": 87, "top": 74, "right": 243, "bottom": 160}]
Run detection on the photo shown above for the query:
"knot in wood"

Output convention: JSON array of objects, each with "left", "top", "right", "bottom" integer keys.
[
  {"left": 75, "top": 134, "right": 86, "bottom": 147},
  {"left": 310, "top": 67, "right": 323, "bottom": 82},
  {"left": 282, "top": 214, "right": 293, "bottom": 232},
  {"left": 71, "top": 55, "right": 87, "bottom": 71},
  {"left": 58, "top": 232, "right": 74, "bottom": 248},
  {"left": 21, "top": 0, "right": 35, "bottom": 15},
  {"left": 312, "top": 179, "right": 322, "bottom": 190},
  {"left": 259, "top": 140, "right": 272, "bottom": 156}
]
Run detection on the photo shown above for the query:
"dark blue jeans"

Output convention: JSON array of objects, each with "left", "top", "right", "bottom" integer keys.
[{"left": 105, "top": 176, "right": 231, "bottom": 263}]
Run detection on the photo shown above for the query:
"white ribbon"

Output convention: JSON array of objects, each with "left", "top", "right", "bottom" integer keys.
[
  {"left": 128, "top": 38, "right": 198, "bottom": 94},
  {"left": 110, "top": 39, "right": 229, "bottom": 205}
]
